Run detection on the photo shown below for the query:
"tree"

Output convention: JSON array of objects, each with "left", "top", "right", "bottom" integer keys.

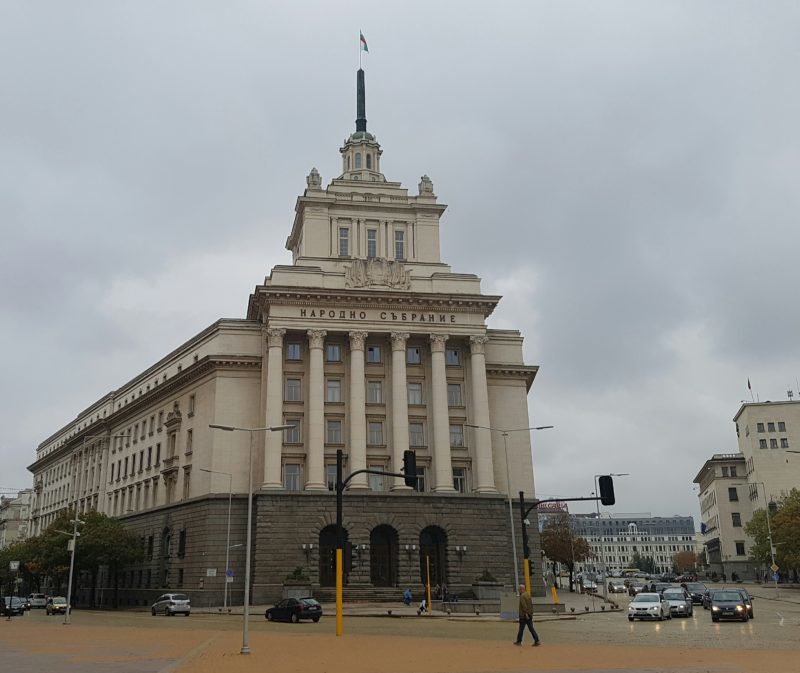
[
  {"left": 672, "top": 550, "right": 697, "bottom": 573},
  {"left": 540, "top": 514, "right": 592, "bottom": 592},
  {"left": 629, "top": 551, "right": 657, "bottom": 574},
  {"left": 743, "top": 508, "right": 773, "bottom": 567}
]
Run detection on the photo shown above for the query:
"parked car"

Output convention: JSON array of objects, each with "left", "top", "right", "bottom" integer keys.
[
  {"left": 265, "top": 597, "right": 322, "bottom": 623},
  {"left": 627, "top": 580, "right": 646, "bottom": 596},
  {"left": 46, "top": 596, "right": 69, "bottom": 615},
  {"left": 735, "top": 588, "right": 754, "bottom": 619},
  {"left": 675, "top": 574, "right": 698, "bottom": 583},
  {"left": 681, "top": 582, "right": 707, "bottom": 605},
  {"left": 649, "top": 582, "right": 674, "bottom": 594},
  {"left": 662, "top": 588, "right": 693, "bottom": 617},
  {"left": 608, "top": 579, "right": 627, "bottom": 593},
  {"left": 20, "top": 597, "right": 32, "bottom": 611},
  {"left": 3, "top": 596, "right": 26, "bottom": 616},
  {"left": 627, "top": 592, "right": 671, "bottom": 621},
  {"left": 151, "top": 593, "right": 191, "bottom": 616},
  {"left": 28, "top": 593, "right": 48, "bottom": 609},
  {"left": 660, "top": 573, "right": 678, "bottom": 583},
  {"left": 709, "top": 590, "right": 749, "bottom": 622}
]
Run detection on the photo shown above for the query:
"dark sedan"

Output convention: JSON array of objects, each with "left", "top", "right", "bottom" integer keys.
[
  {"left": 735, "top": 589, "right": 754, "bottom": 618},
  {"left": 681, "top": 582, "right": 708, "bottom": 605},
  {"left": 265, "top": 597, "right": 322, "bottom": 623},
  {"left": 3, "top": 596, "right": 26, "bottom": 616},
  {"left": 710, "top": 590, "right": 749, "bottom": 622}
]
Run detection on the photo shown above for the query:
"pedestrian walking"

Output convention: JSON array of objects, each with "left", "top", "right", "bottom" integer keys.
[
  {"left": 403, "top": 588, "right": 412, "bottom": 606},
  {"left": 513, "top": 584, "right": 540, "bottom": 647}
]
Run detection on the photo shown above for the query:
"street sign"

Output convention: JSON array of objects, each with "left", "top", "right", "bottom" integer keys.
[
  {"left": 206, "top": 568, "right": 217, "bottom": 577},
  {"left": 226, "top": 576, "right": 234, "bottom": 583},
  {"left": 772, "top": 572, "right": 780, "bottom": 582},
  {"left": 770, "top": 563, "right": 779, "bottom": 573},
  {"left": 226, "top": 568, "right": 233, "bottom": 577},
  {"left": 9, "top": 561, "right": 19, "bottom": 572}
]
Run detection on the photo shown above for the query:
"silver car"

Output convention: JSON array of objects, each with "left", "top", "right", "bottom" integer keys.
[
  {"left": 151, "top": 593, "right": 191, "bottom": 616},
  {"left": 662, "top": 588, "right": 693, "bottom": 617},
  {"left": 627, "top": 592, "right": 671, "bottom": 621}
]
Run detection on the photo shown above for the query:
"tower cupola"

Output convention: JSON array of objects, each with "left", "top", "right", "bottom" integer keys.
[{"left": 339, "top": 68, "right": 384, "bottom": 181}]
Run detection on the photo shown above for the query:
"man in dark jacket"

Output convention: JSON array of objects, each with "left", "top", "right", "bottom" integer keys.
[{"left": 513, "top": 584, "right": 540, "bottom": 646}]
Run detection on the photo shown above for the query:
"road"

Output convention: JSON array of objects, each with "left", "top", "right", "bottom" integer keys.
[{"left": 1, "top": 587, "right": 799, "bottom": 673}]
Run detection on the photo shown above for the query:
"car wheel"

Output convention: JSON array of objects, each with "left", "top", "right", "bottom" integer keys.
[
  {"left": 627, "top": 617, "right": 634, "bottom": 622},
  {"left": 749, "top": 613, "right": 754, "bottom": 620},
  {"left": 712, "top": 616, "right": 719, "bottom": 623},
  {"left": 312, "top": 617, "right": 320, "bottom": 623},
  {"left": 151, "top": 608, "right": 156, "bottom": 616},
  {"left": 165, "top": 607, "right": 171, "bottom": 616},
  {"left": 266, "top": 612, "right": 273, "bottom": 621},
  {"left": 291, "top": 612, "right": 299, "bottom": 624},
  {"left": 184, "top": 613, "right": 190, "bottom": 617}
]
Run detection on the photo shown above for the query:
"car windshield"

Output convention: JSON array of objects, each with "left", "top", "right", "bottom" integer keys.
[
  {"left": 300, "top": 598, "right": 320, "bottom": 606},
  {"left": 632, "top": 594, "right": 658, "bottom": 603},
  {"left": 52, "top": 597, "right": 66, "bottom": 603},
  {"left": 171, "top": 594, "right": 189, "bottom": 601},
  {"left": 714, "top": 592, "right": 743, "bottom": 601},
  {"left": 663, "top": 590, "right": 684, "bottom": 599},
  {"left": 685, "top": 583, "right": 705, "bottom": 591}
]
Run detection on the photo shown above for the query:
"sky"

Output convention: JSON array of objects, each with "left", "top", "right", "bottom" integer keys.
[{"left": 2, "top": 2, "right": 799, "bottom": 523}]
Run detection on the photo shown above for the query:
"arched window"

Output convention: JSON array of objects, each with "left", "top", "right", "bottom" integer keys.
[
  {"left": 346, "top": 155, "right": 350, "bottom": 171},
  {"left": 366, "top": 153, "right": 372, "bottom": 169},
  {"left": 355, "top": 152, "right": 362, "bottom": 169}
]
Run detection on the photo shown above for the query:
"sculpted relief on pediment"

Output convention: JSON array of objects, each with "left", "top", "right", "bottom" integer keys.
[{"left": 345, "top": 258, "right": 411, "bottom": 290}]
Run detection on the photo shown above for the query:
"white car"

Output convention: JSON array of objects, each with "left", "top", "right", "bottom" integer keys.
[
  {"left": 627, "top": 592, "right": 671, "bottom": 621},
  {"left": 662, "top": 588, "right": 693, "bottom": 617},
  {"left": 28, "top": 593, "right": 48, "bottom": 609},
  {"left": 151, "top": 593, "right": 191, "bottom": 616}
]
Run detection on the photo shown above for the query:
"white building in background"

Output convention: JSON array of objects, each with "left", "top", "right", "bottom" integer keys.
[{"left": 0, "top": 489, "right": 32, "bottom": 549}]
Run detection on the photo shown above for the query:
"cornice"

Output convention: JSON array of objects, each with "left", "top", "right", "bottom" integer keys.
[{"left": 486, "top": 364, "right": 539, "bottom": 392}]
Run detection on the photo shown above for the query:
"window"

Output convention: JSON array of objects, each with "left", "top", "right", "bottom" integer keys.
[
  {"left": 283, "top": 464, "right": 301, "bottom": 491},
  {"left": 140, "top": 423, "right": 146, "bottom": 440},
  {"left": 284, "top": 420, "right": 301, "bottom": 444},
  {"left": 157, "top": 412, "right": 163, "bottom": 430},
  {"left": 177, "top": 568, "right": 184, "bottom": 586},
  {"left": 188, "top": 394, "right": 195, "bottom": 416},
  {"left": 326, "top": 343, "right": 342, "bottom": 362},
  {"left": 730, "top": 466, "right": 737, "bottom": 477},
  {"left": 407, "top": 382, "right": 423, "bottom": 405},
  {"left": 449, "top": 424, "right": 464, "bottom": 448},
  {"left": 355, "top": 152, "right": 361, "bottom": 169},
  {"left": 366, "top": 153, "right": 372, "bottom": 169},
  {"left": 778, "top": 421, "right": 786, "bottom": 432},
  {"left": 367, "top": 229, "right": 377, "bottom": 258},
  {"left": 124, "top": 457, "right": 129, "bottom": 477},
  {"left": 768, "top": 422, "right": 775, "bottom": 432},
  {"left": 407, "top": 346, "right": 421, "bottom": 364},
  {"left": 133, "top": 423, "right": 139, "bottom": 443},
  {"left": 757, "top": 423, "right": 765, "bottom": 432},
  {"left": 326, "top": 379, "right": 342, "bottom": 403},
  {"left": 414, "top": 466, "right": 427, "bottom": 493},
  {"left": 326, "top": 420, "right": 342, "bottom": 444},
  {"left": 759, "top": 439, "right": 768, "bottom": 449},
  {"left": 147, "top": 535, "right": 154, "bottom": 560},
  {"left": 731, "top": 512, "right": 742, "bottom": 527},
  {"left": 453, "top": 467, "right": 467, "bottom": 493},
  {"left": 138, "top": 450, "right": 144, "bottom": 472},
  {"left": 394, "top": 230, "right": 405, "bottom": 260},
  {"left": 368, "top": 421, "right": 384, "bottom": 445},
  {"left": 409, "top": 422, "right": 425, "bottom": 447},
  {"left": 781, "top": 438, "right": 789, "bottom": 448},
  {"left": 721, "top": 466, "right": 729, "bottom": 477},
  {"left": 447, "top": 383, "right": 463, "bottom": 406},
  {"left": 110, "top": 463, "right": 115, "bottom": 482},
  {"left": 156, "top": 443, "right": 161, "bottom": 465},
  {"left": 735, "top": 542, "right": 746, "bottom": 556},
  {"left": 728, "top": 487, "right": 738, "bottom": 502},
  {"left": 147, "top": 447, "right": 152, "bottom": 469},
  {"left": 286, "top": 343, "right": 302, "bottom": 360},
  {"left": 326, "top": 465, "right": 337, "bottom": 491},
  {"left": 445, "top": 349, "right": 460, "bottom": 365},
  {"left": 286, "top": 378, "right": 302, "bottom": 401},
  {"left": 339, "top": 228, "right": 350, "bottom": 257},
  {"left": 185, "top": 429, "right": 193, "bottom": 454},
  {"left": 367, "top": 345, "right": 381, "bottom": 363},
  {"left": 770, "top": 438, "right": 778, "bottom": 449},
  {"left": 367, "top": 380, "right": 383, "bottom": 404},
  {"left": 149, "top": 416, "right": 155, "bottom": 435},
  {"left": 368, "top": 465, "right": 384, "bottom": 491}
]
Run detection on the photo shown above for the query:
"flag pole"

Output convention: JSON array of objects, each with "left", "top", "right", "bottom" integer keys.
[{"left": 359, "top": 30, "right": 362, "bottom": 69}]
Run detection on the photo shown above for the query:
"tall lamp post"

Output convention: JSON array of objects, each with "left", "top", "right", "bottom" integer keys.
[
  {"left": 199, "top": 467, "right": 233, "bottom": 612},
  {"left": 465, "top": 424, "right": 553, "bottom": 591},
  {"left": 209, "top": 423, "right": 291, "bottom": 655},
  {"left": 594, "top": 473, "right": 628, "bottom": 601}
]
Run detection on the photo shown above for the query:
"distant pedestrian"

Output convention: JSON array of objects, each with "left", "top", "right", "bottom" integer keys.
[
  {"left": 513, "top": 584, "right": 540, "bottom": 647},
  {"left": 403, "top": 588, "right": 412, "bottom": 606},
  {"left": 417, "top": 597, "right": 427, "bottom": 615}
]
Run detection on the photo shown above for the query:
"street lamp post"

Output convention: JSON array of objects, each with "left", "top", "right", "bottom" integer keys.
[
  {"left": 594, "top": 473, "right": 628, "bottom": 601},
  {"left": 209, "top": 423, "right": 291, "bottom": 655},
  {"left": 199, "top": 468, "right": 233, "bottom": 612},
  {"left": 465, "top": 424, "right": 553, "bottom": 592}
]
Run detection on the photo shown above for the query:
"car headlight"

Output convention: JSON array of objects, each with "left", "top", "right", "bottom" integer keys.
[
  {"left": 735, "top": 605, "right": 743, "bottom": 611},
  {"left": 712, "top": 606, "right": 720, "bottom": 612},
  {"left": 650, "top": 606, "right": 659, "bottom": 611}
]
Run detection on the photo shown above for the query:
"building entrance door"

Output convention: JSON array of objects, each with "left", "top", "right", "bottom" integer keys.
[
  {"left": 319, "top": 525, "right": 351, "bottom": 587},
  {"left": 370, "top": 525, "right": 398, "bottom": 586},
  {"left": 419, "top": 526, "right": 447, "bottom": 586}
]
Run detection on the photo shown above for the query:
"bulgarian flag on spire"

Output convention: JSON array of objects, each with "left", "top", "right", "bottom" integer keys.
[{"left": 360, "top": 31, "right": 368, "bottom": 52}]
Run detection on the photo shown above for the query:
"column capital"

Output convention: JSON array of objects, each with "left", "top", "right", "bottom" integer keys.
[
  {"left": 390, "top": 332, "right": 410, "bottom": 351},
  {"left": 349, "top": 331, "right": 368, "bottom": 351},
  {"left": 469, "top": 335, "right": 490, "bottom": 355},
  {"left": 429, "top": 333, "right": 449, "bottom": 353},
  {"left": 307, "top": 329, "right": 327, "bottom": 349},
  {"left": 266, "top": 328, "right": 286, "bottom": 348}
]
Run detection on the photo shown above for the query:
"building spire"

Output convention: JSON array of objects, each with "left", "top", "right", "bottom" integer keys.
[{"left": 356, "top": 68, "right": 367, "bottom": 133}]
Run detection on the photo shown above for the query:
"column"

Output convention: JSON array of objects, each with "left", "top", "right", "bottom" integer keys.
[
  {"left": 305, "top": 329, "right": 327, "bottom": 489},
  {"left": 348, "top": 331, "right": 369, "bottom": 489},
  {"left": 469, "top": 335, "right": 497, "bottom": 493},
  {"left": 390, "top": 332, "right": 411, "bottom": 490},
  {"left": 262, "top": 328, "right": 286, "bottom": 489},
  {"left": 429, "top": 334, "right": 456, "bottom": 492},
  {"left": 98, "top": 441, "right": 110, "bottom": 513}
]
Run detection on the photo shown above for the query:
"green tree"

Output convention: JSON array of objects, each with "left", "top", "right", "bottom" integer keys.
[
  {"left": 672, "top": 550, "right": 697, "bottom": 573},
  {"left": 541, "top": 514, "right": 592, "bottom": 592},
  {"left": 629, "top": 551, "right": 656, "bottom": 574},
  {"left": 743, "top": 508, "right": 773, "bottom": 567}
]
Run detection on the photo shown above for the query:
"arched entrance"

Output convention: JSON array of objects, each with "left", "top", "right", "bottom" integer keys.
[
  {"left": 369, "top": 525, "right": 399, "bottom": 586},
  {"left": 319, "top": 525, "right": 351, "bottom": 587},
  {"left": 419, "top": 526, "right": 447, "bottom": 586}
]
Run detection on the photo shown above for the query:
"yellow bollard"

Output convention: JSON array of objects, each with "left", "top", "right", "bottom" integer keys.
[
  {"left": 426, "top": 555, "right": 432, "bottom": 614},
  {"left": 336, "top": 548, "right": 343, "bottom": 636},
  {"left": 551, "top": 585, "right": 559, "bottom": 605},
  {"left": 524, "top": 558, "right": 531, "bottom": 596}
]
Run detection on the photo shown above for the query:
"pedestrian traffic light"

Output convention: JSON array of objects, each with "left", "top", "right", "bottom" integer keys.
[
  {"left": 598, "top": 475, "right": 615, "bottom": 506},
  {"left": 403, "top": 450, "right": 417, "bottom": 488}
]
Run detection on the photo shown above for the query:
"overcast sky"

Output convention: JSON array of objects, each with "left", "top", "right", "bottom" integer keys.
[{"left": 3, "top": 2, "right": 799, "bottom": 524}]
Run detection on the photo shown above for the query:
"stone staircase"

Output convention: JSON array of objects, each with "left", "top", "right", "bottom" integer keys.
[{"left": 313, "top": 585, "right": 472, "bottom": 604}]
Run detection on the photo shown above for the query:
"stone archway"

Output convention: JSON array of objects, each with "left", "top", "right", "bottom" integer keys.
[
  {"left": 419, "top": 525, "right": 447, "bottom": 586},
  {"left": 369, "top": 525, "right": 399, "bottom": 587}
]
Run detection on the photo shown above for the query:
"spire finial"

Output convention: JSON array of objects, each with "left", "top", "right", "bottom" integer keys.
[{"left": 356, "top": 68, "right": 367, "bottom": 133}]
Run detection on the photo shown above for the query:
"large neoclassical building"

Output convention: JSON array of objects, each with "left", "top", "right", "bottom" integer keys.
[{"left": 28, "top": 68, "right": 543, "bottom": 606}]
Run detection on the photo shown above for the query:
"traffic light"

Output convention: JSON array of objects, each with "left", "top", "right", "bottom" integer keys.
[
  {"left": 598, "top": 475, "right": 615, "bottom": 506},
  {"left": 403, "top": 450, "right": 417, "bottom": 488},
  {"left": 768, "top": 501, "right": 778, "bottom": 514}
]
